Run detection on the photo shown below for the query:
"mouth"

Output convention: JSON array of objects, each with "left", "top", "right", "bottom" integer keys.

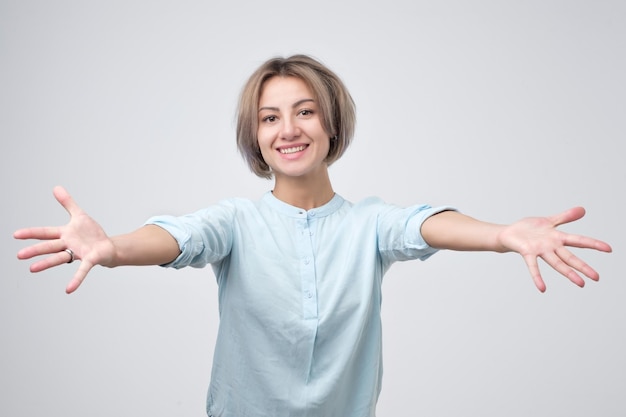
[{"left": 278, "top": 145, "right": 308, "bottom": 154}]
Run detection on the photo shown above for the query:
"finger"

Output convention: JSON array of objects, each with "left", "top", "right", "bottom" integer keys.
[
  {"left": 65, "top": 261, "right": 93, "bottom": 294},
  {"left": 17, "top": 239, "right": 66, "bottom": 260},
  {"left": 555, "top": 247, "right": 600, "bottom": 281},
  {"left": 548, "top": 206, "right": 586, "bottom": 227},
  {"left": 53, "top": 185, "right": 84, "bottom": 218},
  {"left": 540, "top": 251, "right": 586, "bottom": 288},
  {"left": 562, "top": 233, "right": 613, "bottom": 253},
  {"left": 28, "top": 250, "right": 76, "bottom": 273},
  {"left": 522, "top": 254, "right": 547, "bottom": 293},
  {"left": 13, "top": 226, "right": 63, "bottom": 241}
]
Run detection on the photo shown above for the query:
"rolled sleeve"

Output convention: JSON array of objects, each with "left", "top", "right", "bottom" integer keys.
[
  {"left": 144, "top": 202, "right": 236, "bottom": 269},
  {"left": 144, "top": 215, "right": 202, "bottom": 268},
  {"left": 404, "top": 205, "right": 456, "bottom": 260},
  {"left": 378, "top": 203, "right": 457, "bottom": 263}
]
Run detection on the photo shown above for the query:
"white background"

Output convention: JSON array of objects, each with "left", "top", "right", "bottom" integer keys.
[{"left": 2, "top": 1, "right": 624, "bottom": 416}]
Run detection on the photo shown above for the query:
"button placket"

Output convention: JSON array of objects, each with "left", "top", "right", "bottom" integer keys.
[{"left": 299, "top": 213, "right": 318, "bottom": 319}]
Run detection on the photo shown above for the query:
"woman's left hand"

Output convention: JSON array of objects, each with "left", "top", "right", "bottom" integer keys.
[{"left": 498, "top": 207, "right": 612, "bottom": 292}]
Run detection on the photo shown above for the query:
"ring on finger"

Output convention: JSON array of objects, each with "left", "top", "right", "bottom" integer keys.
[{"left": 64, "top": 248, "right": 75, "bottom": 264}]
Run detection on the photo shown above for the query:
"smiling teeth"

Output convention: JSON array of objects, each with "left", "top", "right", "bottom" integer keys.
[{"left": 280, "top": 145, "right": 306, "bottom": 154}]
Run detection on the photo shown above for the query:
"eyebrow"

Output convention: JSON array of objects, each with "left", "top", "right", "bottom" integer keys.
[{"left": 258, "top": 98, "right": 315, "bottom": 112}]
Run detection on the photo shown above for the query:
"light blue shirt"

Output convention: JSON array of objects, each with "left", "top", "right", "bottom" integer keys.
[{"left": 146, "top": 192, "right": 452, "bottom": 417}]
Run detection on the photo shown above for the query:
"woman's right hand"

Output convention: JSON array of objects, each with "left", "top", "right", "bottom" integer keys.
[{"left": 14, "top": 186, "right": 116, "bottom": 294}]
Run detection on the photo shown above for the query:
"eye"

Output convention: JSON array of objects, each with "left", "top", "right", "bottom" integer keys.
[
  {"left": 298, "top": 109, "right": 314, "bottom": 117},
  {"left": 262, "top": 115, "right": 277, "bottom": 123}
]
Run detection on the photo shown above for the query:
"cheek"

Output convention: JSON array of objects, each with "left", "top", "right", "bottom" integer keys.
[
  {"left": 256, "top": 133, "right": 272, "bottom": 160},
  {"left": 255, "top": 130, "right": 267, "bottom": 149},
  {"left": 256, "top": 124, "right": 274, "bottom": 146}
]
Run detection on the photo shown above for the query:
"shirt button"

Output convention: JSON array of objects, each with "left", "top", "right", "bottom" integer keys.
[
  {"left": 304, "top": 258, "right": 310, "bottom": 265},
  {"left": 305, "top": 290, "right": 312, "bottom": 298}
]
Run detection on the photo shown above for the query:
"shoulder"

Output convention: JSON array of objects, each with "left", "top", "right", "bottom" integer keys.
[
  {"left": 344, "top": 196, "right": 397, "bottom": 214},
  {"left": 329, "top": 196, "right": 397, "bottom": 224},
  {"left": 200, "top": 197, "right": 259, "bottom": 214}
]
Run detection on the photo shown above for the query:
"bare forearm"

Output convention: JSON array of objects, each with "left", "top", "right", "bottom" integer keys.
[
  {"left": 109, "top": 224, "right": 181, "bottom": 267},
  {"left": 420, "top": 210, "right": 508, "bottom": 252}
]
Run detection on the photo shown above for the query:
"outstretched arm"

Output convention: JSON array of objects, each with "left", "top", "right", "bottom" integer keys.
[
  {"left": 420, "top": 207, "right": 612, "bottom": 292},
  {"left": 14, "top": 186, "right": 181, "bottom": 294}
]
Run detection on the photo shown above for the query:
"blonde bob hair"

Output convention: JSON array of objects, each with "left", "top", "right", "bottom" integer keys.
[{"left": 236, "top": 55, "right": 356, "bottom": 179}]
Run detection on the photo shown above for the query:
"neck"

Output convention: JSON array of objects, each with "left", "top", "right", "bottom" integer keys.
[{"left": 272, "top": 168, "right": 334, "bottom": 210}]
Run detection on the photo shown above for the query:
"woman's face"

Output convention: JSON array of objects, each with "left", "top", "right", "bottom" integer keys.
[{"left": 257, "top": 76, "right": 330, "bottom": 181}]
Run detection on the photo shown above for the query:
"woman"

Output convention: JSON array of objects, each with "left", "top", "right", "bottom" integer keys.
[{"left": 14, "top": 55, "right": 611, "bottom": 417}]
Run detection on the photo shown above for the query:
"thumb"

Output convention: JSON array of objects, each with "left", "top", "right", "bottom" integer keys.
[
  {"left": 548, "top": 206, "right": 586, "bottom": 228},
  {"left": 53, "top": 186, "right": 83, "bottom": 218},
  {"left": 65, "top": 261, "right": 94, "bottom": 294}
]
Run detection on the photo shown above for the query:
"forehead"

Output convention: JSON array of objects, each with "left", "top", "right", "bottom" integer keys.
[{"left": 259, "top": 76, "right": 314, "bottom": 105}]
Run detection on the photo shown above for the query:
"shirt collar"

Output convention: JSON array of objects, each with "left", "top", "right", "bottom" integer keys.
[{"left": 262, "top": 191, "right": 345, "bottom": 219}]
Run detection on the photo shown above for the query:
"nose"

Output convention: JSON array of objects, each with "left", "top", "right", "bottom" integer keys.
[{"left": 279, "top": 117, "right": 300, "bottom": 141}]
